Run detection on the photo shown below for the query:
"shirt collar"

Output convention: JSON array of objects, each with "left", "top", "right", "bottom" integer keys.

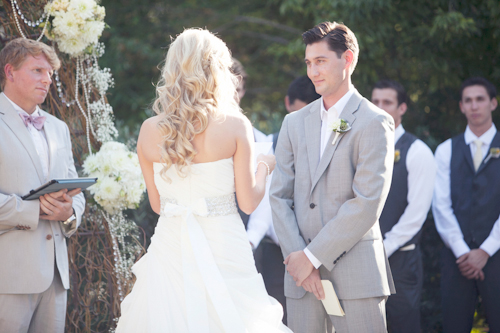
[
  {"left": 320, "top": 87, "right": 355, "bottom": 121},
  {"left": 395, "top": 124, "right": 405, "bottom": 143},
  {"left": 2, "top": 92, "right": 41, "bottom": 116},
  {"left": 464, "top": 124, "right": 497, "bottom": 145}
]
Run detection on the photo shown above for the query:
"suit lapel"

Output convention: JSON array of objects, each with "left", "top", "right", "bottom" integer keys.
[
  {"left": 0, "top": 95, "right": 45, "bottom": 183},
  {"left": 304, "top": 102, "right": 322, "bottom": 183},
  {"left": 41, "top": 111, "right": 57, "bottom": 179},
  {"left": 477, "top": 131, "right": 500, "bottom": 174},
  {"left": 311, "top": 91, "right": 361, "bottom": 192}
]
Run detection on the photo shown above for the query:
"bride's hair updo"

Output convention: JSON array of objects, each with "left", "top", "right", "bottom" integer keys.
[{"left": 153, "top": 28, "right": 239, "bottom": 177}]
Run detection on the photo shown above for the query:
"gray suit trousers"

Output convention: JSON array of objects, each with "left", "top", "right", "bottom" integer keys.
[
  {"left": 287, "top": 292, "right": 387, "bottom": 333},
  {"left": 0, "top": 265, "right": 66, "bottom": 333}
]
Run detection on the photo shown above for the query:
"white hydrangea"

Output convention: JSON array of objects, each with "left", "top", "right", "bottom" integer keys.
[
  {"left": 44, "top": 0, "right": 106, "bottom": 57},
  {"left": 83, "top": 141, "right": 146, "bottom": 214}
]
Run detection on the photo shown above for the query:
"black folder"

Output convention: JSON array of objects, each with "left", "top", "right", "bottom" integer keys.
[{"left": 22, "top": 178, "right": 97, "bottom": 200}]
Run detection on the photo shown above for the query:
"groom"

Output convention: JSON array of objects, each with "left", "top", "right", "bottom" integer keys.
[{"left": 270, "top": 21, "right": 396, "bottom": 332}]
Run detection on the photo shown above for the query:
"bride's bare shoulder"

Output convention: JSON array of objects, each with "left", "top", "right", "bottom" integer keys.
[
  {"left": 138, "top": 115, "right": 164, "bottom": 152},
  {"left": 216, "top": 111, "right": 252, "bottom": 136}
]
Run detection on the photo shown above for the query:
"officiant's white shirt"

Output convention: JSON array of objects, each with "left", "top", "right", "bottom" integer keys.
[
  {"left": 433, "top": 124, "right": 500, "bottom": 258},
  {"left": 304, "top": 87, "right": 354, "bottom": 269}
]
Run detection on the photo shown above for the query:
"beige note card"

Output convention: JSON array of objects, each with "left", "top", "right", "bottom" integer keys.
[{"left": 320, "top": 280, "right": 345, "bottom": 317}]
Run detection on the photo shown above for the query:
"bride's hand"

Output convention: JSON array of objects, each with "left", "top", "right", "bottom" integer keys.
[{"left": 257, "top": 154, "right": 276, "bottom": 174}]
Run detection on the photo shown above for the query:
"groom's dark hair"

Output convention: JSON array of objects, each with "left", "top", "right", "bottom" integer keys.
[
  {"left": 460, "top": 77, "right": 497, "bottom": 101},
  {"left": 302, "top": 21, "right": 359, "bottom": 74}
]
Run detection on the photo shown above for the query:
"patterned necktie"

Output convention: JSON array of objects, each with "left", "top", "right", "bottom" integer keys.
[
  {"left": 473, "top": 139, "right": 483, "bottom": 171},
  {"left": 19, "top": 113, "right": 46, "bottom": 130}
]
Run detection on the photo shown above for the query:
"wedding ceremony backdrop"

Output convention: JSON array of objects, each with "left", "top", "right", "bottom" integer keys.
[{"left": 1, "top": 0, "right": 500, "bottom": 331}]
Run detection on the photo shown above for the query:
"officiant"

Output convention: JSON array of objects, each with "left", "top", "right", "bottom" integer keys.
[{"left": 0, "top": 38, "right": 85, "bottom": 332}]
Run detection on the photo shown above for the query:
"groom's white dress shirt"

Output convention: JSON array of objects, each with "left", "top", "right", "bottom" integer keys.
[
  {"left": 4, "top": 93, "right": 50, "bottom": 181},
  {"left": 433, "top": 124, "right": 500, "bottom": 258},
  {"left": 305, "top": 87, "right": 354, "bottom": 268},
  {"left": 382, "top": 125, "right": 436, "bottom": 257}
]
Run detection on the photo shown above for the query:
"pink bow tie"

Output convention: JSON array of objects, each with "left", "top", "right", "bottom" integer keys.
[{"left": 20, "top": 113, "right": 46, "bottom": 130}]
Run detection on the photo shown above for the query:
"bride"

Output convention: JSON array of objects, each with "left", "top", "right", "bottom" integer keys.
[{"left": 115, "top": 28, "right": 291, "bottom": 332}]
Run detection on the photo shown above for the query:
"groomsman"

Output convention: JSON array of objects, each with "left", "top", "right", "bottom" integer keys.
[
  {"left": 433, "top": 77, "right": 500, "bottom": 332},
  {"left": 0, "top": 39, "right": 85, "bottom": 332},
  {"left": 371, "top": 80, "right": 436, "bottom": 332},
  {"left": 247, "top": 75, "right": 320, "bottom": 323}
]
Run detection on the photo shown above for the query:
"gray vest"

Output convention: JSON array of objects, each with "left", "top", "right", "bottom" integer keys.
[
  {"left": 450, "top": 131, "right": 500, "bottom": 246},
  {"left": 379, "top": 131, "right": 421, "bottom": 247}
]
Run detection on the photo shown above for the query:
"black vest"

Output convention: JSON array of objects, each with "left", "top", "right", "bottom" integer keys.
[
  {"left": 379, "top": 131, "right": 421, "bottom": 247},
  {"left": 450, "top": 131, "right": 500, "bottom": 246}
]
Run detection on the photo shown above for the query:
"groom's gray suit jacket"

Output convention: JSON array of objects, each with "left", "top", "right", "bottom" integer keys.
[{"left": 270, "top": 90, "right": 396, "bottom": 300}]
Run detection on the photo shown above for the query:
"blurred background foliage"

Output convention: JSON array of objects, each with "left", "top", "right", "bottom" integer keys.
[{"left": 99, "top": 0, "right": 500, "bottom": 331}]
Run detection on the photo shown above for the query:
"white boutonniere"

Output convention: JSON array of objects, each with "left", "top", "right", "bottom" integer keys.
[
  {"left": 483, "top": 147, "right": 500, "bottom": 164},
  {"left": 330, "top": 119, "right": 352, "bottom": 145},
  {"left": 394, "top": 149, "right": 401, "bottom": 163}
]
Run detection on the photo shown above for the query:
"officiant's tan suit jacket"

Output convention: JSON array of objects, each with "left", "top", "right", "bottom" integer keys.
[
  {"left": 0, "top": 93, "right": 85, "bottom": 294},
  {"left": 270, "top": 90, "right": 396, "bottom": 306}
]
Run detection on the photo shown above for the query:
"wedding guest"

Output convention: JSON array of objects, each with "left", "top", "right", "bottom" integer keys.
[
  {"left": 271, "top": 21, "right": 395, "bottom": 332},
  {"left": 284, "top": 75, "right": 320, "bottom": 113},
  {"left": 230, "top": 58, "right": 270, "bottom": 228},
  {"left": 0, "top": 39, "right": 85, "bottom": 332},
  {"left": 433, "top": 77, "right": 500, "bottom": 333},
  {"left": 372, "top": 80, "right": 436, "bottom": 332},
  {"left": 247, "top": 75, "right": 320, "bottom": 324}
]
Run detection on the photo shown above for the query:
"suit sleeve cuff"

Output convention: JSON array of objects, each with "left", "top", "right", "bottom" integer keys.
[
  {"left": 304, "top": 247, "right": 322, "bottom": 269},
  {"left": 480, "top": 237, "right": 500, "bottom": 257},
  {"left": 450, "top": 239, "right": 471, "bottom": 258}
]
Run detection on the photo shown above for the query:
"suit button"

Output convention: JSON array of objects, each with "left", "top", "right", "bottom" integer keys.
[
  {"left": 46, "top": 234, "right": 52, "bottom": 240},
  {"left": 310, "top": 203, "right": 316, "bottom": 209},
  {"left": 334, "top": 260, "right": 338, "bottom": 264},
  {"left": 308, "top": 238, "right": 312, "bottom": 243}
]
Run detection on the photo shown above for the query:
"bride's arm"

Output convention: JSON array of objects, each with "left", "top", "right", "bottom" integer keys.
[
  {"left": 233, "top": 116, "right": 275, "bottom": 214},
  {"left": 137, "top": 118, "right": 162, "bottom": 215}
]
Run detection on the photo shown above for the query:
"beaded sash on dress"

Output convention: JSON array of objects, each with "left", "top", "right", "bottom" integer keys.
[{"left": 159, "top": 193, "right": 237, "bottom": 218}]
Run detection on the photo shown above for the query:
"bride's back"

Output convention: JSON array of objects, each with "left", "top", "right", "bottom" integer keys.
[{"left": 138, "top": 28, "right": 256, "bottom": 214}]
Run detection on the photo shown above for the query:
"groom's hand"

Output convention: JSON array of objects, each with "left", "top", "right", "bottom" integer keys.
[
  {"left": 302, "top": 269, "right": 325, "bottom": 300},
  {"left": 284, "top": 250, "right": 314, "bottom": 286}
]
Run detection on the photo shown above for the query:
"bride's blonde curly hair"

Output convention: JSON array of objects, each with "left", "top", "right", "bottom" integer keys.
[{"left": 153, "top": 28, "right": 240, "bottom": 179}]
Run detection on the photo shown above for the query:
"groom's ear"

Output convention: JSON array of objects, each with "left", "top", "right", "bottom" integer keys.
[{"left": 343, "top": 50, "right": 354, "bottom": 72}]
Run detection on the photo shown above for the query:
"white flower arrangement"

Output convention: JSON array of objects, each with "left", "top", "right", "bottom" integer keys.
[
  {"left": 44, "top": 0, "right": 106, "bottom": 56},
  {"left": 330, "top": 118, "right": 352, "bottom": 145},
  {"left": 83, "top": 142, "right": 145, "bottom": 214}
]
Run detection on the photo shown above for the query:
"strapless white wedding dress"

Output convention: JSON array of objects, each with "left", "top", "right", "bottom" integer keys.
[{"left": 116, "top": 157, "right": 291, "bottom": 333}]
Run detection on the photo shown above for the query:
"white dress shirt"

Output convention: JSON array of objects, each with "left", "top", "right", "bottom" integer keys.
[
  {"left": 433, "top": 124, "right": 500, "bottom": 258},
  {"left": 3, "top": 93, "right": 50, "bottom": 181},
  {"left": 383, "top": 125, "right": 436, "bottom": 257},
  {"left": 246, "top": 128, "right": 279, "bottom": 248},
  {"left": 305, "top": 87, "right": 355, "bottom": 269}
]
